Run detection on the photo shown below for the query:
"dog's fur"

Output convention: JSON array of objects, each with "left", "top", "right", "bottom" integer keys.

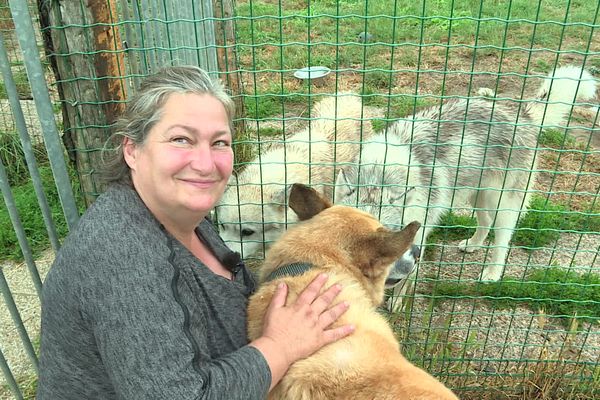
[
  {"left": 217, "top": 94, "right": 374, "bottom": 258},
  {"left": 335, "top": 66, "right": 598, "bottom": 286},
  {"left": 247, "top": 184, "right": 458, "bottom": 400}
]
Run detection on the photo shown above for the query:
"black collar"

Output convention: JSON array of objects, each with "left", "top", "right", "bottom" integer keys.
[{"left": 263, "top": 262, "right": 314, "bottom": 282}]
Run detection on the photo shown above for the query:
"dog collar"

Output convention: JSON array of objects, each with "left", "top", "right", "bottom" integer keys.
[{"left": 263, "top": 262, "right": 314, "bottom": 282}]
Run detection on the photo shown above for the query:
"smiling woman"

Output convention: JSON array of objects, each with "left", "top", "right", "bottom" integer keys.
[
  {"left": 122, "top": 92, "right": 235, "bottom": 257},
  {"left": 36, "top": 65, "right": 354, "bottom": 399}
]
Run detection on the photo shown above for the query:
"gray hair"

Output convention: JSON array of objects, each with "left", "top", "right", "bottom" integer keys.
[{"left": 101, "top": 65, "right": 235, "bottom": 186}]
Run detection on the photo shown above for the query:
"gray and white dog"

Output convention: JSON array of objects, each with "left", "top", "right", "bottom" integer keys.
[
  {"left": 217, "top": 94, "right": 375, "bottom": 259},
  {"left": 335, "top": 66, "right": 597, "bottom": 296}
]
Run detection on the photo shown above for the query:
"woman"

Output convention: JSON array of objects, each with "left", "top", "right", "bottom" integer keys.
[{"left": 37, "top": 66, "right": 354, "bottom": 399}]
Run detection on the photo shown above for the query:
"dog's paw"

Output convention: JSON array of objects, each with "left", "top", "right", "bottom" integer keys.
[
  {"left": 458, "top": 239, "right": 479, "bottom": 253},
  {"left": 480, "top": 266, "right": 502, "bottom": 282}
]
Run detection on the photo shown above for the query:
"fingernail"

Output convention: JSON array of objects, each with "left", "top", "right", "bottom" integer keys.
[
  {"left": 320, "top": 273, "right": 329, "bottom": 279},
  {"left": 278, "top": 282, "right": 286, "bottom": 289}
]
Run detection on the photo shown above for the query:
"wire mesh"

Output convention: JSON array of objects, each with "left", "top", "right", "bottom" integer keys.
[{"left": 1, "top": 0, "right": 599, "bottom": 398}]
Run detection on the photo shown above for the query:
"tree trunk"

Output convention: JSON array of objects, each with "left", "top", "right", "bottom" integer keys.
[
  {"left": 38, "top": 0, "right": 126, "bottom": 206},
  {"left": 212, "top": 0, "right": 245, "bottom": 138}
]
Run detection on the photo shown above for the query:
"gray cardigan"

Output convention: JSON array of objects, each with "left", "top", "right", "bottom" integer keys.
[{"left": 37, "top": 184, "right": 271, "bottom": 399}]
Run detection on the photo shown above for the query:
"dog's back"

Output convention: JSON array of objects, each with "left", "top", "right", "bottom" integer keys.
[{"left": 247, "top": 184, "right": 458, "bottom": 400}]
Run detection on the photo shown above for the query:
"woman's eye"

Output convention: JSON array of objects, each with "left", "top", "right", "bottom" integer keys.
[
  {"left": 172, "top": 136, "right": 191, "bottom": 144},
  {"left": 213, "top": 139, "right": 231, "bottom": 148}
]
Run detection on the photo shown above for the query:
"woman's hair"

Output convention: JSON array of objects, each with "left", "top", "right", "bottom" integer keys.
[{"left": 100, "top": 65, "right": 235, "bottom": 186}]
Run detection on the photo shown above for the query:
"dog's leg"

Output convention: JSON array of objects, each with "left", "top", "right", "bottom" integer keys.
[
  {"left": 458, "top": 191, "right": 498, "bottom": 253},
  {"left": 480, "top": 193, "right": 523, "bottom": 281}
]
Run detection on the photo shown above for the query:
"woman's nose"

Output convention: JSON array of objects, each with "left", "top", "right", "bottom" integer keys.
[{"left": 189, "top": 145, "right": 216, "bottom": 172}]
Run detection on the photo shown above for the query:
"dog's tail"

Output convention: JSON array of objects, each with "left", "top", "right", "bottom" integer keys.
[
  {"left": 308, "top": 93, "right": 373, "bottom": 143},
  {"left": 301, "top": 93, "right": 374, "bottom": 166},
  {"left": 526, "top": 65, "right": 597, "bottom": 128}
]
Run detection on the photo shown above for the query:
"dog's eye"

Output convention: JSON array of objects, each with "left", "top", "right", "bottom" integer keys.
[{"left": 241, "top": 228, "right": 255, "bottom": 237}]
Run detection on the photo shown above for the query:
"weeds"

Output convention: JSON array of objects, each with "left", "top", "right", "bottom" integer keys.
[{"left": 0, "top": 165, "right": 78, "bottom": 260}]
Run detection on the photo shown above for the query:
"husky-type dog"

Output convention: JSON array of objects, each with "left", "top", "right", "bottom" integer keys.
[
  {"left": 247, "top": 183, "right": 459, "bottom": 400},
  {"left": 217, "top": 94, "right": 374, "bottom": 258},
  {"left": 335, "top": 66, "right": 597, "bottom": 285}
]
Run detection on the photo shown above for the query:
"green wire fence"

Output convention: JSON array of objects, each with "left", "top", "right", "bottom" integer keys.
[{"left": 0, "top": 0, "right": 599, "bottom": 398}]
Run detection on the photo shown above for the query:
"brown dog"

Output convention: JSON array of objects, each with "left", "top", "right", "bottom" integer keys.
[{"left": 247, "top": 184, "right": 459, "bottom": 400}]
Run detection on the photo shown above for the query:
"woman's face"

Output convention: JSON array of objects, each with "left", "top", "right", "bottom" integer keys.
[{"left": 124, "top": 92, "right": 233, "bottom": 225}]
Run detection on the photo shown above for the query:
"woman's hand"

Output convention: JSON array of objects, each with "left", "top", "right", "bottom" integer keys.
[{"left": 249, "top": 273, "right": 354, "bottom": 390}]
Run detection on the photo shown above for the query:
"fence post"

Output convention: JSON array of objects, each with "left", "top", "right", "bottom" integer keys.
[
  {"left": 8, "top": 0, "right": 80, "bottom": 229},
  {"left": 36, "top": 0, "right": 125, "bottom": 206},
  {"left": 0, "top": 32, "right": 61, "bottom": 254},
  {"left": 212, "top": 0, "right": 246, "bottom": 137},
  {"left": 0, "top": 348, "right": 23, "bottom": 400}
]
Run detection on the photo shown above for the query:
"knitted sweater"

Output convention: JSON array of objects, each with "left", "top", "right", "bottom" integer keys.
[{"left": 37, "top": 184, "right": 271, "bottom": 399}]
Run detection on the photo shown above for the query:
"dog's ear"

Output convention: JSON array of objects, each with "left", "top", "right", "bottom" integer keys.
[
  {"left": 271, "top": 185, "right": 292, "bottom": 210},
  {"left": 289, "top": 183, "right": 332, "bottom": 221},
  {"left": 358, "top": 221, "right": 421, "bottom": 269}
]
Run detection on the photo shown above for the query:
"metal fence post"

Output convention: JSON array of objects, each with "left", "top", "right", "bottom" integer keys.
[
  {"left": 0, "top": 32, "right": 61, "bottom": 254},
  {"left": 8, "top": 0, "right": 80, "bottom": 231}
]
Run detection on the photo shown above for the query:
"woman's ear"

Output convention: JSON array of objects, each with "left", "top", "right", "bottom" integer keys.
[{"left": 122, "top": 137, "right": 137, "bottom": 170}]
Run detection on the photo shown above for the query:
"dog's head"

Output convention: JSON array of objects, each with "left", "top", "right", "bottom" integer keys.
[
  {"left": 262, "top": 183, "right": 420, "bottom": 305},
  {"left": 216, "top": 175, "right": 297, "bottom": 259},
  {"left": 334, "top": 157, "right": 422, "bottom": 287}
]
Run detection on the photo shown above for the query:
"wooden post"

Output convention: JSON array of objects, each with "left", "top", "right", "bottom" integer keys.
[
  {"left": 212, "top": 0, "right": 246, "bottom": 137},
  {"left": 37, "top": 0, "right": 126, "bottom": 206}
]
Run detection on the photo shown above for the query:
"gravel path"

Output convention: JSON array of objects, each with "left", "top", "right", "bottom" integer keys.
[{"left": 0, "top": 250, "right": 53, "bottom": 399}]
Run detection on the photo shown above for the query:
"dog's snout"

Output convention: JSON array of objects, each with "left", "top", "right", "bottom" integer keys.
[{"left": 411, "top": 245, "right": 421, "bottom": 260}]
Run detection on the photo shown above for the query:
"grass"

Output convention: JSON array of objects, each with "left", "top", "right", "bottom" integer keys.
[
  {"left": 0, "top": 131, "right": 48, "bottom": 186},
  {"left": 0, "top": 164, "right": 82, "bottom": 261},
  {"left": 0, "top": 66, "right": 31, "bottom": 100},
  {"left": 234, "top": 0, "right": 600, "bottom": 121},
  {"left": 430, "top": 267, "right": 600, "bottom": 325},
  {"left": 538, "top": 129, "right": 578, "bottom": 149}
]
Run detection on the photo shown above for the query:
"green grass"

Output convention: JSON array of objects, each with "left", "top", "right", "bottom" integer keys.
[
  {"left": 0, "top": 165, "right": 82, "bottom": 261},
  {"left": 0, "top": 67, "right": 31, "bottom": 100},
  {"left": 538, "top": 129, "right": 578, "bottom": 149},
  {"left": 235, "top": 0, "right": 599, "bottom": 78},
  {"left": 431, "top": 267, "right": 600, "bottom": 324},
  {"left": 0, "top": 131, "right": 49, "bottom": 186}
]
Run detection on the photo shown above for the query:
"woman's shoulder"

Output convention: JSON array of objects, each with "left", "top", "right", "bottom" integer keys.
[
  {"left": 73, "top": 184, "right": 160, "bottom": 239},
  {"left": 54, "top": 184, "right": 168, "bottom": 273}
]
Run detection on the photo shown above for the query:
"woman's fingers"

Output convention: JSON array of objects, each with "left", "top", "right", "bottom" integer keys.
[
  {"left": 310, "top": 282, "right": 343, "bottom": 315},
  {"left": 322, "top": 323, "right": 355, "bottom": 345},
  {"left": 295, "top": 273, "right": 329, "bottom": 305},
  {"left": 267, "top": 282, "right": 288, "bottom": 311}
]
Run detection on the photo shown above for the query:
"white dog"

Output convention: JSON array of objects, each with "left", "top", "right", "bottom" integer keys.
[
  {"left": 217, "top": 94, "right": 374, "bottom": 258},
  {"left": 335, "top": 66, "right": 597, "bottom": 289}
]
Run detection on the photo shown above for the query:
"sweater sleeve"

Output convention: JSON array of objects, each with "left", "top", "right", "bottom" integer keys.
[{"left": 81, "top": 242, "right": 271, "bottom": 400}]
